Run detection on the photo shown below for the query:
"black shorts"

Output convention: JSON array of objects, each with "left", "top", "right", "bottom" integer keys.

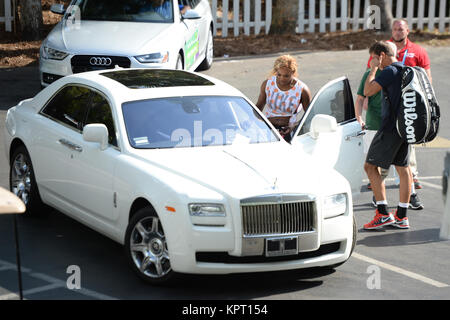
[{"left": 366, "top": 130, "right": 410, "bottom": 169}]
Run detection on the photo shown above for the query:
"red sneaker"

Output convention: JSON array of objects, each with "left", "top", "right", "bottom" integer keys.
[
  {"left": 392, "top": 212, "right": 410, "bottom": 229},
  {"left": 363, "top": 210, "right": 395, "bottom": 230}
]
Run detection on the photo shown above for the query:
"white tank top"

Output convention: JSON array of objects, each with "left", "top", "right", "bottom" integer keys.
[{"left": 264, "top": 76, "right": 304, "bottom": 122}]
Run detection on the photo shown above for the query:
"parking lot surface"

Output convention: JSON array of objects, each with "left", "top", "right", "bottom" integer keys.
[{"left": 1, "top": 47, "right": 450, "bottom": 300}]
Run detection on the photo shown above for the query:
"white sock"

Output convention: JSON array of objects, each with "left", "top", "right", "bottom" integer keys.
[
  {"left": 376, "top": 200, "right": 388, "bottom": 205},
  {"left": 398, "top": 202, "right": 409, "bottom": 208}
]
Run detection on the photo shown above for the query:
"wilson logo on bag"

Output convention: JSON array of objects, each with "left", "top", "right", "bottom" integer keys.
[{"left": 396, "top": 66, "right": 440, "bottom": 144}]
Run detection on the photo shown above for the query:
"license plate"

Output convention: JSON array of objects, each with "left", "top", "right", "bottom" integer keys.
[{"left": 265, "top": 236, "right": 298, "bottom": 257}]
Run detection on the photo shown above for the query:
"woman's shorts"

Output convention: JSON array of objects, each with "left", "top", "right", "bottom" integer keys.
[{"left": 366, "top": 130, "right": 410, "bottom": 169}]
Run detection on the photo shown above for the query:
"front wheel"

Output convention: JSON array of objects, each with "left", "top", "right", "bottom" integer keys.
[
  {"left": 175, "top": 53, "right": 184, "bottom": 70},
  {"left": 9, "top": 145, "right": 45, "bottom": 216},
  {"left": 125, "top": 207, "right": 177, "bottom": 285}
]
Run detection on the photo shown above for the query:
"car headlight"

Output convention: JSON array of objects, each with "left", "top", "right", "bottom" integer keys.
[
  {"left": 189, "top": 203, "right": 226, "bottom": 217},
  {"left": 41, "top": 46, "right": 69, "bottom": 60},
  {"left": 323, "top": 193, "right": 347, "bottom": 219},
  {"left": 135, "top": 51, "right": 169, "bottom": 64}
]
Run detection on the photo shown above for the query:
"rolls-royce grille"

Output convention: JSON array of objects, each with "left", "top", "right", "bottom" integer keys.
[
  {"left": 71, "top": 55, "right": 131, "bottom": 74},
  {"left": 241, "top": 201, "right": 316, "bottom": 236}
]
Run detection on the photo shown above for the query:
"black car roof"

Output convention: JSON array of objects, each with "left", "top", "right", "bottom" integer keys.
[{"left": 100, "top": 69, "right": 215, "bottom": 89}]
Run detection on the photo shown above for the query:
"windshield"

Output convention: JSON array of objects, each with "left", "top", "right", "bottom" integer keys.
[
  {"left": 69, "top": 0, "right": 174, "bottom": 23},
  {"left": 122, "top": 96, "right": 279, "bottom": 149}
]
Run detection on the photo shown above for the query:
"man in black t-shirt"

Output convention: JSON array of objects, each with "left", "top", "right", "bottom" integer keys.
[{"left": 362, "top": 41, "right": 412, "bottom": 230}]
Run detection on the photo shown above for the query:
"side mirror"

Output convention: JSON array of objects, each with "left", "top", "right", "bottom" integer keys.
[
  {"left": 309, "top": 114, "right": 337, "bottom": 139},
  {"left": 83, "top": 124, "right": 109, "bottom": 150},
  {"left": 50, "top": 4, "right": 66, "bottom": 15},
  {"left": 182, "top": 9, "right": 201, "bottom": 20}
]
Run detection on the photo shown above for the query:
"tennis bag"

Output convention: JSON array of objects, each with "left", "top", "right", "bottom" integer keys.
[{"left": 396, "top": 66, "right": 440, "bottom": 144}]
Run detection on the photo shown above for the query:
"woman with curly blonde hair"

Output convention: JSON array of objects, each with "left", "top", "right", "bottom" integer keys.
[{"left": 256, "top": 55, "right": 312, "bottom": 141}]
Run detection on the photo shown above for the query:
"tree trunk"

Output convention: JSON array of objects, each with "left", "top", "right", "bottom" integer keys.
[
  {"left": 269, "top": 0, "right": 298, "bottom": 35},
  {"left": 18, "top": 0, "right": 43, "bottom": 40},
  {"left": 370, "top": 0, "right": 393, "bottom": 33}
]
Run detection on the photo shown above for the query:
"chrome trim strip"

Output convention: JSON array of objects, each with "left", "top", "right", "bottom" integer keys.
[
  {"left": 243, "top": 230, "right": 316, "bottom": 239},
  {"left": 240, "top": 193, "right": 316, "bottom": 206}
]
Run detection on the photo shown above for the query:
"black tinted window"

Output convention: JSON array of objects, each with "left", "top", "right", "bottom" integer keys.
[
  {"left": 41, "top": 86, "right": 91, "bottom": 131},
  {"left": 298, "top": 80, "right": 354, "bottom": 135},
  {"left": 122, "top": 96, "right": 278, "bottom": 149},
  {"left": 85, "top": 92, "right": 118, "bottom": 147},
  {"left": 72, "top": 0, "right": 174, "bottom": 23}
]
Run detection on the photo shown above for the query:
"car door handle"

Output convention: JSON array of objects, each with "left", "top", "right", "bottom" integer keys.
[
  {"left": 345, "top": 130, "right": 366, "bottom": 141},
  {"left": 59, "top": 139, "right": 83, "bottom": 152}
]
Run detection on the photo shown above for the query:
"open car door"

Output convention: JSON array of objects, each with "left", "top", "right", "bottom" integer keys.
[{"left": 291, "top": 77, "right": 365, "bottom": 194}]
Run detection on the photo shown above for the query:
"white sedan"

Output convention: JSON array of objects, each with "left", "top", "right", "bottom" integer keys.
[
  {"left": 39, "top": 0, "right": 213, "bottom": 87},
  {"left": 4, "top": 68, "right": 365, "bottom": 284}
]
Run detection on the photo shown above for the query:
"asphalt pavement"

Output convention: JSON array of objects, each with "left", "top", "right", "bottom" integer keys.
[{"left": 0, "top": 47, "right": 450, "bottom": 300}]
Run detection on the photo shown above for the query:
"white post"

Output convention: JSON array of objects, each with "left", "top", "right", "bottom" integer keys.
[
  {"left": 441, "top": 153, "right": 450, "bottom": 240},
  {"left": 442, "top": 185, "right": 450, "bottom": 240},
  {"left": 222, "top": 0, "right": 229, "bottom": 37},
  {"left": 352, "top": 0, "right": 360, "bottom": 31},
  {"left": 265, "top": 0, "right": 271, "bottom": 34},
  {"left": 428, "top": 0, "right": 436, "bottom": 31},
  {"left": 330, "top": 0, "right": 337, "bottom": 32},
  {"left": 341, "top": 0, "right": 348, "bottom": 31},
  {"left": 363, "top": 0, "right": 369, "bottom": 30},
  {"left": 396, "top": 0, "right": 403, "bottom": 18},
  {"left": 4, "top": 0, "right": 12, "bottom": 32},
  {"left": 243, "top": 0, "right": 250, "bottom": 35},
  {"left": 407, "top": 0, "right": 414, "bottom": 29},
  {"left": 319, "top": 0, "right": 326, "bottom": 33},
  {"left": 255, "top": 0, "right": 261, "bottom": 34},
  {"left": 298, "top": 0, "right": 305, "bottom": 33},
  {"left": 233, "top": 0, "right": 239, "bottom": 36},
  {"left": 438, "top": 0, "right": 447, "bottom": 33},
  {"left": 417, "top": 0, "right": 425, "bottom": 30},
  {"left": 308, "top": 0, "right": 315, "bottom": 33}
]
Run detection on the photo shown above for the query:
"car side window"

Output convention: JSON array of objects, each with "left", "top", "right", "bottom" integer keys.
[
  {"left": 297, "top": 80, "right": 354, "bottom": 136},
  {"left": 41, "top": 85, "right": 91, "bottom": 131},
  {"left": 85, "top": 91, "right": 118, "bottom": 147}
]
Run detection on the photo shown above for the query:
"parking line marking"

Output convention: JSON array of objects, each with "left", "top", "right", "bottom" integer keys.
[
  {"left": 0, "top": 259, "right": 31, "bottom": 273},
  {"left": 353, "top": 252, "right": 449, "bottom": 288},
  {"left": 23, "top": 283, "right": 63, "bottom": 295},
  {"left": 419, "top": 181, "right": 442, "bottom": 190},
  {"left": 30, "top": 272, "right": 119, "bottom": 300},
  {"left": 0, "top": 293, "right": 21, "bottom": 300},
  {"left": 0, "top": 259, "right": 119, "bottom": 300}
]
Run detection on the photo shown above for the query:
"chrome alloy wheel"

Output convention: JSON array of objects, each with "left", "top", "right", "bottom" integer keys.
[
  {"left": 129, "top": 216, "right": 171, "bottom": 279},
  {"left": 10, "top": 153, "right": 32, "bottom": 205}
]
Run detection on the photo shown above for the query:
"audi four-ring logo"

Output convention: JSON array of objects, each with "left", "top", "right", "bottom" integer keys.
[{"left": 89, "top": 57, "right": 112, "bottom": 66}]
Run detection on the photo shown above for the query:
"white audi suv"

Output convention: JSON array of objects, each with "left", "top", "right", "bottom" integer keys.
[{"left": 39, "top": 0, "right": 214, "bottom": 87}]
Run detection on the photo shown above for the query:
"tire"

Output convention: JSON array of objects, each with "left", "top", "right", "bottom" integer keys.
[
  {"left": 9, "top": 145, "right": 45, "bottom": 216},
  {"left": 125, "top": 207, "right": 177, "bottom": 285},
  {"left": 197, "top": 28, "right": 213, "bottom": 71},
  {"left": 175, "top": 53, "right": 184, "bottom": 70}
]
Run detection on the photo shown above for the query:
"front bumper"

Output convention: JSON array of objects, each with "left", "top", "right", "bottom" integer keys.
[
  {"left": 164, "top": 198, "right": 354, "bottom": 275},
  {"left": 39, "top": 54, "right": 173, "bottom": 86}
]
